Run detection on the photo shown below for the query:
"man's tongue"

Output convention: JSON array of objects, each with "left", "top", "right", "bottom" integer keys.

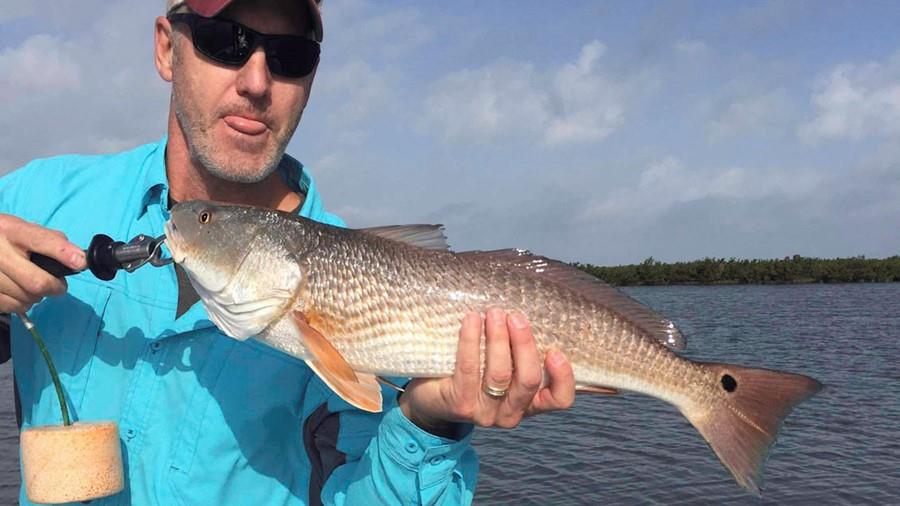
[{"left": 224, "top": 115, "right": 267, "bottom": 135}]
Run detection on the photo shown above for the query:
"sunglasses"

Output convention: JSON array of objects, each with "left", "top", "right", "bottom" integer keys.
[{"left": 167, "top": 13, "right": 320, "bottom": 78}]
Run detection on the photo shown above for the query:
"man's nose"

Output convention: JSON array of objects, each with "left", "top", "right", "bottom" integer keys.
[{"left": 235, "top": 48, "right": 271, "bottom": 98}]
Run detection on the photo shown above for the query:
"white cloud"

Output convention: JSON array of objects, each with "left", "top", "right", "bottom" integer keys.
[
  {"left": 0, "top": 0, "right": 168, "bottom": 172},
  {"left": 422, "top": 40, "right": 636, "bottom": 146},
  {"left": 320, "top": 0, "right": 433, "bottom": 60},
  {"left": 292, "top": 0, "right": 435, "bottom": 150},
  {"left": 799, "top": 52, "right": 900, "bottom": 142},
  {"left": 546, "top": 41, "right": 625, "bottom": 144},
  {"left": 707, "top": 88, "right": 793, "bottom": 140},
  {"left": 1, "top": 0, "right": 130, "bottom": 31},
  {"left": 578, "top": 156, "right": 824, "bottom": 225},
  {"left": 0, "top": 35, "right": 81, "bottom": 100},
  {"left": 420, "top": 60, "right": 547, "bottom": 144},
  {"left": 314, "top": 59, "right": 393, "bottom": 126}
]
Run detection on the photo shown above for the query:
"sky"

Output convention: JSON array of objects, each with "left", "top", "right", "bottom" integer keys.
[{"left": 1, "top": 0, "right": 899, "bottom": 265}]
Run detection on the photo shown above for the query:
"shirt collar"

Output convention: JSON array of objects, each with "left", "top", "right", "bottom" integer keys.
[
  {"left": 280, "top": 153, "right": 325, "bottom": 218},
  {"left": 137, "top": 136, "right": 169, "bottom": 218},
  {"left": 137, "top": 136, "right": 322, "bottom": 218}
]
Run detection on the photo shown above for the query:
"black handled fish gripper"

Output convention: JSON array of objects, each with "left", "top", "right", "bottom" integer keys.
[{"left": 30, "top": 233, "right": 172, "bottom": 281}]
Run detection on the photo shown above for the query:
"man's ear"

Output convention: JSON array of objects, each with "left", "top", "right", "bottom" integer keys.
[{"left": 155, "top": 16, "right": 175, "bottom": 82}]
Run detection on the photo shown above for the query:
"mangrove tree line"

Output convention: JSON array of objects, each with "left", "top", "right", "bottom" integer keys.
[{"left": 575, "top": 255, "right": 900, "bottom": 286}]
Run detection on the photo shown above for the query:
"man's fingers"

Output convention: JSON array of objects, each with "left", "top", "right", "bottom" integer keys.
[
  {"left": 0, "top": 270, "right": 36, "bottom": 304},
  {"left": 405, "top": 309, "right": 577, "bottom": 434},
  {"left": 481, "top": 307, "right": 512, "bottom": 406},
  {"left": 0, "top": 244, "right": 67, "bottom": 299},
  {"left": 0, "top": 216, "right": 82, "bottom": 305},
  {"left": 6, "top": 218, "right": 86, "bottom": 271},
  {"left": 22, "top": 223, "right": 87, "bottom": 271},
  {"left": 502, "top": 312, "right": 542, "bottom": 414},
  {"left": 529, "top": 350, "right": 576, "bottom": 415},
  {"left": 453, "top": 312, "right": 483, "bottom": 402},
  {"left": 0, "top": 291, "right": 29, "bottom": 314}
]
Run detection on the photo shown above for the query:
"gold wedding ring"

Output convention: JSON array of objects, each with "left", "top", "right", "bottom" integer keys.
[{"left": 482, "top": 383, "right": 509, "bottom": 399}]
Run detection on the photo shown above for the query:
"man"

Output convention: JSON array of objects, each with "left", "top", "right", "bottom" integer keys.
[{"left": 0, "top": 0, "right": 576, "bottom": 504}]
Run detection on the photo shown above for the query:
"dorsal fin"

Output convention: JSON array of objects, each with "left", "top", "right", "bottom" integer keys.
[
  {"left": 459, "top": 249, "right": 686, "bottom": 350},
  {"left": 360, "top": 225, "right": 450, "bottom": 250}
]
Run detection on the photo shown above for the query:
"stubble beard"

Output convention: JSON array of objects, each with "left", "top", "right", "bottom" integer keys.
[{"left": 171, "top": 50, "right": 301, "bottom": 184}]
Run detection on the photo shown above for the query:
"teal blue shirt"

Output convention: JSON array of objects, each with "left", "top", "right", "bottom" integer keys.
[{"left": 0, "top": 138, "right": 478, "bottom": 506}]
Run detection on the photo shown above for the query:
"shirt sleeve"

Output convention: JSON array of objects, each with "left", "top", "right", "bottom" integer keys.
[
  {"left": 0, "top": 314, "right": 10, "bottom": 364},
  {"left": 0, "top": 162, "right": 27, "bottom": 216},
  {"left": 314, "top": 392, "right": 479, "bottom": 506},
  {"left": 1, "top": 169, "right": 19, "bottom": 365}
]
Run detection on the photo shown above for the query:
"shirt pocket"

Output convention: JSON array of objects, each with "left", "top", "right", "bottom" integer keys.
[{"left": 167, "top": 334, "right": 320, "bottom": 506}]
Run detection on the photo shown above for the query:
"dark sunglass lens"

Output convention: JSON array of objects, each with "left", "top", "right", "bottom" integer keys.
[
  {"left": 266, "top": 38, "right": 319, "bottom": 78},
  {"left": 193, "top": 18, "right": 252, "bottom": 64}
]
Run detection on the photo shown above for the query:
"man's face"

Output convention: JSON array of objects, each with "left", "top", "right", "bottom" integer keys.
[{"left": 170, "top": 0, "right": 316, "bottom": 183}]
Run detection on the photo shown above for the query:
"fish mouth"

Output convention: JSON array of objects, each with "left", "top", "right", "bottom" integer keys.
[{"left": 163, "top": 220, "right": 187, "bottom": 264}]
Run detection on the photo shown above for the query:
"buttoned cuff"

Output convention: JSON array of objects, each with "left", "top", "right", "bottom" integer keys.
[{"left": 378, "top": 405, "right": 474, "bottom": 488}]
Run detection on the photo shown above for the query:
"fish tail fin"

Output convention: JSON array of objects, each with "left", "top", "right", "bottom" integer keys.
[{"left": 683, "top": 363, "right": 823, "bottom": 495}]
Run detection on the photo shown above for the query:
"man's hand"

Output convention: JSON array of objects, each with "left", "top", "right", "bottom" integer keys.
[
  {"left": 0, "top": 214, "right": 86, "bottom": 313},
  {"left": 398, "top": 308, "right": 576, "bottom": 437}
]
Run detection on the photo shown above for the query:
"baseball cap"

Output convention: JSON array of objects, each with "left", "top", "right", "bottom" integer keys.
[{"left": 166, "top": 0, "right": 323, "bottom": 42}]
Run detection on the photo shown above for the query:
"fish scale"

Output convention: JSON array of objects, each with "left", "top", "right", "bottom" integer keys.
[{"left": 165, "top": 201, "right": 823, "bottom": 495}]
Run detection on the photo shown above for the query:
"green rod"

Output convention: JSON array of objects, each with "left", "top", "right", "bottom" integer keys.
[{"left": 18, "top": 313, "right": 71, "bottom": 426}]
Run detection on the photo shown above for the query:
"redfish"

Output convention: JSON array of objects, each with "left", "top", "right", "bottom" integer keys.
[{"left": 164, "top": 201, "right": 822, "bottom": 494}]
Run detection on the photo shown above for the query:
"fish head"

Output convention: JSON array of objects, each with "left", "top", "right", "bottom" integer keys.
[
  {"left": 165, "top": 200, "right": 306, "bottom": 340},
  {"left": 165, "top": 201, "right": 269, "bottom": 287}
]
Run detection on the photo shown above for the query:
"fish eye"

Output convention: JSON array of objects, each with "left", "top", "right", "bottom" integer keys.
[{"left": 199, "top": 211, "right": 212, "bottom": 224}]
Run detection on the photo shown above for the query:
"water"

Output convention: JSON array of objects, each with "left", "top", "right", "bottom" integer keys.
[
  {"left": 0, "top": 361, "right": 17, "bottom": 504},
  {"left": 1, "top": 284, "right": 898, "bottom": 504}
]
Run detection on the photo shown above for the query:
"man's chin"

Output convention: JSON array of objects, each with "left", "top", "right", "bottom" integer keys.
[{"left": 202, "top": 153, "right": 280, "bottom": 184}]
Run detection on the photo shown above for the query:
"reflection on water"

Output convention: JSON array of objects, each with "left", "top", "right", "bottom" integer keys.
[{"left": 2, "top": 284, "right": 898, "bottom": 504}]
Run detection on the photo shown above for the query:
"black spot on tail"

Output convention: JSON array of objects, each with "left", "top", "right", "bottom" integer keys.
[{"left": 721, "top": 374, "right": 738, "bottom": 392}]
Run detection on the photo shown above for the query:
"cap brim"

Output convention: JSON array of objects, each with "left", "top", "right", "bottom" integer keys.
[{"left": 184, "top": 0, "right": 323, "bottom": 41}]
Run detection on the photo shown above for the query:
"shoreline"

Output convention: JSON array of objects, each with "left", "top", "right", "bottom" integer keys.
[
  {"left": 576, "top": 255, "right": 900, "bottom": 286},
  {"left": 615, "top": 280, "right": 900, "bottom": 287}
]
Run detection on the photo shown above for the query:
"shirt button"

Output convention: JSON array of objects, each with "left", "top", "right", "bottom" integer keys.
[
  {"left": 429, "top": 456, "right": 444, "bottom": 466},
  {"left": 404, "top": 442, "right": 418, "bottom": 454}
]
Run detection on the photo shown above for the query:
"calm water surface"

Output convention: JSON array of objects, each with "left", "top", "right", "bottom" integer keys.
[
  {"left": 0, "top": 360, "right": 15, "bottom": 505},
  {"left": 1, "top": 284, "right": 898, "bottom": 504}
]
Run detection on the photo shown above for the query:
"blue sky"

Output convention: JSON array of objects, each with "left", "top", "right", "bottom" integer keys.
[{"left": 1, "top": 1, "right": 898, "bottom": 265}]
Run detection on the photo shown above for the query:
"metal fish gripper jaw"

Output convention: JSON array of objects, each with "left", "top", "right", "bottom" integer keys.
[{"left": 116, "top": 234, "right": 172, "bottom": 273}]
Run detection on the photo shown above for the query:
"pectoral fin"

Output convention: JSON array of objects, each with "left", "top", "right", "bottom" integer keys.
[
  {"left": 576, "top": 385, "right": 619, "bottom": 395},
  {"left": 290, "top": 311, "right": 383, "bottom": 413}
]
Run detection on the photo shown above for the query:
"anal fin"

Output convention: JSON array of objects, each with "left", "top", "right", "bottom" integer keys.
[{"left": 290, "top": 311, "right": 383, "bottom": 413}]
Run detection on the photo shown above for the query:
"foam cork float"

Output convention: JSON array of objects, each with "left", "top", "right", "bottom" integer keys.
[{"left": 20, "top": 420, "right": 124, "bottom": 503}]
